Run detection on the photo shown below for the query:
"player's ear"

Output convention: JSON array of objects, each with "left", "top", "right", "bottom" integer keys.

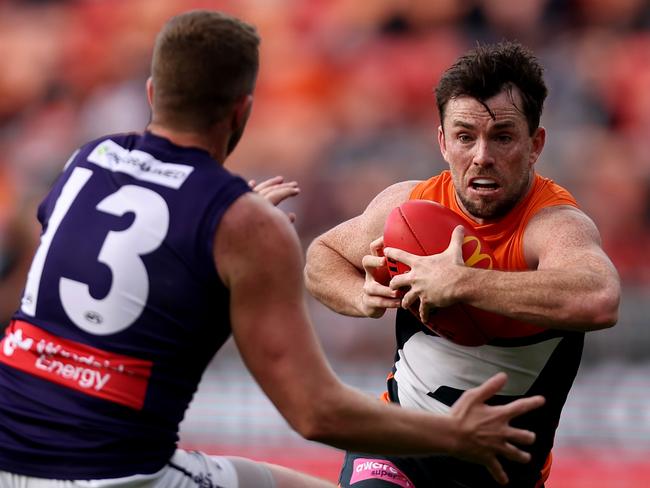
[
  {"left": 232, "top": 94, "right": 253, "bottom": 131},
  {"left": 145, "top": 77, "right": 154, "bottom": 109},
  {"left": 529, "top": 126, "right": 546, "bottom": 166},
  {"left": 438, "top": 125, "right": 448, "bottom": 161}
]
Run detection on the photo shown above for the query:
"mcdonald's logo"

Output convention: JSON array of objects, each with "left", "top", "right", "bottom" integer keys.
[{"left": 462, "top": 236, "right": 493, "bottom": 269}]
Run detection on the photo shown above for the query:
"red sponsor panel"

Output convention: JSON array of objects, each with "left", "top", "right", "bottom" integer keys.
[{"left": 0, "top": 320, "right": 152, "bottom": 410}]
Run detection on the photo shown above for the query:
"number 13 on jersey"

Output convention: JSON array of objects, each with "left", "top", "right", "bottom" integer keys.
[{"left": 21, "top": 167, "right": 170, "bottom": 335}]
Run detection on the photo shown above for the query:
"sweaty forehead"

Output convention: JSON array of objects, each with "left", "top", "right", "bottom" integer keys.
[{"left": 443, "top": 90, "right": 526, "bottom": 128}]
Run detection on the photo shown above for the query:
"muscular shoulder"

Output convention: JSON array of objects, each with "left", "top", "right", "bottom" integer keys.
[
  {"left": 317, "top": 180, "right": 421, "bottom": 257},
  {"left": 363, "top": 180, "right": 422, "bottom": 218},
  {"left": 214, "top": 192, "right": 302, "bottom": 288},
  {"left": 523, "top": 205, "right": 604, "bottom": 269},
  {"left": 350, "top": 180, "right": 421, "bottom": 237}
]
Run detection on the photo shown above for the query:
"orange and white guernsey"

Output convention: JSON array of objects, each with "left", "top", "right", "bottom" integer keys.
[{"left": 387, "top": 171, "right": 581, "bottom": 487}]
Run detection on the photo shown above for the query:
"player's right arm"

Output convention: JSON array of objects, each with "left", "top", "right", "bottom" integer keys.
[
  {"left": 214, "top": 192, "right": 545, "bottom": 486},
  {"left": 304, "top": 180, "right": 418, "bottom": 317}
]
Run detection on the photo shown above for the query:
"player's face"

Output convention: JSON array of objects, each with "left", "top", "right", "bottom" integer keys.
[{"left": 438, "top": 88, "right": 545, "bottom": 223}]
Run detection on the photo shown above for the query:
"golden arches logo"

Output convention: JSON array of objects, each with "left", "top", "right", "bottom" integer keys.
[{"left": 462, "top": 236, "right": 493, "bottom": 269}]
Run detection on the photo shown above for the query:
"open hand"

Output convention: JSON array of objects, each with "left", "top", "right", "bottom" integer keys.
[
  {"left": 249, "top": 176, "right": 300, "bottom": 222},
  {"left": 450, "top": 372, "right": 545, "bottom": 485}
]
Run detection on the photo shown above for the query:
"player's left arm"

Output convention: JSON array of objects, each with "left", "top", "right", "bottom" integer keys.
[
  {"left": 511, "top": 204, "right": 621, "bottom": 329},
  {"left": 387, "top": 205, "right": 620, "bottom": 331},
  {"left": 462, "top": 205, "right": 620, "bottom": 330}
]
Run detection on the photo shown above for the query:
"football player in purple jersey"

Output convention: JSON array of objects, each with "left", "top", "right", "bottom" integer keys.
[{"left": 0, "top": 10, "right": 544, "bottom": 488}]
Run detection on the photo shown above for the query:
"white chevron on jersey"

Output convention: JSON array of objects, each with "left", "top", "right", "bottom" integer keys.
[{"left": 393, "top": 332, "right": 562, "bottom": 413}]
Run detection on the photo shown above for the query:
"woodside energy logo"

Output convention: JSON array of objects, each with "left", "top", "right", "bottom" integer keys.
[{"left": 0, "top": 321, "right": 152, "bottom": 409}]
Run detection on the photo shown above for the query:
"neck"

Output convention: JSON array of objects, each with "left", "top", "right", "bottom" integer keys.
[{"left": 146, "top": 122, "right": 228, "bottom": 163}]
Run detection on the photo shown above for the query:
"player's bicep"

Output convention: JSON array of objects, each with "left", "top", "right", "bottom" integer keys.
[
  {"left": 310, "top": 180, "right": 419, "bottom": 269},
  {"left": 314, "top": 216, "right": 375, "bottom": 272},
  {"left": 525, "top": 206, "right": 615, "bottom": 275},
  {"left": 524, "top": 205, "right": 620, "bottom": 328}
]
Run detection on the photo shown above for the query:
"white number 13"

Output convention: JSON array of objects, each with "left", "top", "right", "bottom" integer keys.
[{"left": 21, "top": 167, "right": 169, "bottom": 335}]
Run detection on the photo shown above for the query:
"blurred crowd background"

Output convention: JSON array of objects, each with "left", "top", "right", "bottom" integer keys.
[{"left": 0, "top": 0, "right": 649, "bottom": 486}]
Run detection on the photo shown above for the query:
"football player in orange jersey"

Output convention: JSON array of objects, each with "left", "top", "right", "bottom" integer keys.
[{"left": 305, "top": 41, "right": 621, "bottom": 488}]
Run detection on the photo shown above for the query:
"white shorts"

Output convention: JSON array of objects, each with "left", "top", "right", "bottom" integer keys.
[{"left": 0, "top": 449, "right": 276, "bottom": 488}]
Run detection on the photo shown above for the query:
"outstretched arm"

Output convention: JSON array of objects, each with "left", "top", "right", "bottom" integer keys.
[
  {"left": 386, "top": 205, "right": 621, "bottom": 331},
  {"left": 214, "top": 192, "right": 544, "bottom": 485}
]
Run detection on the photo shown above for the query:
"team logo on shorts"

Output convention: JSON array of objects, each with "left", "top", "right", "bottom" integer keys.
[{"left": 350, "top": 458, "right": 414, "bottom": 487}]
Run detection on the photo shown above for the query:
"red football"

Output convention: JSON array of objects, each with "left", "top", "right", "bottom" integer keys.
[{"left": 381, "top": 200, "right": 500, "bottom": 346}]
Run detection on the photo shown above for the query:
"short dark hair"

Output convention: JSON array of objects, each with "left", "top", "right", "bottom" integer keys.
[
  {"left": 435, "top": 41, "right": 548, "bottom": 135},
  {"left": 151, "top": 10, "right": 260, "bottom": 131}
]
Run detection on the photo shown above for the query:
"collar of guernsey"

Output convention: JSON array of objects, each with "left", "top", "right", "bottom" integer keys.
[{"left": 409, "top": 170, "right": 578, "bottom": 271}]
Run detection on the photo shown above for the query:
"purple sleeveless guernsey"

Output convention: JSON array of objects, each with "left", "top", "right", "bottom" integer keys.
[{"left": 0, "top": 132, "right": 250, "bottom": 478}]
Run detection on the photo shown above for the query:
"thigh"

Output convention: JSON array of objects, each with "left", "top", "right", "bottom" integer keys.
[
  {"left": 165, "top": 451, "right": 331, "bottom": 488},
  {"left": 338, "top": 452, "right": 416, "bottom": 488},
  {"left": 161, "top": 450, "right": 274, "bottom": 488}
]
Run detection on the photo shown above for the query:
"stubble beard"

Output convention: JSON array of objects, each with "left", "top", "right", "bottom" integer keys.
[{"left": 456, "top": 172, "right": 532, "bottom": 220}]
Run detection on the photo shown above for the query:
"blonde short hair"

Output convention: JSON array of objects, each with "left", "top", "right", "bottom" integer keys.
[{"left": 151, "top": 10, "right": 260, "bottom": 131}]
